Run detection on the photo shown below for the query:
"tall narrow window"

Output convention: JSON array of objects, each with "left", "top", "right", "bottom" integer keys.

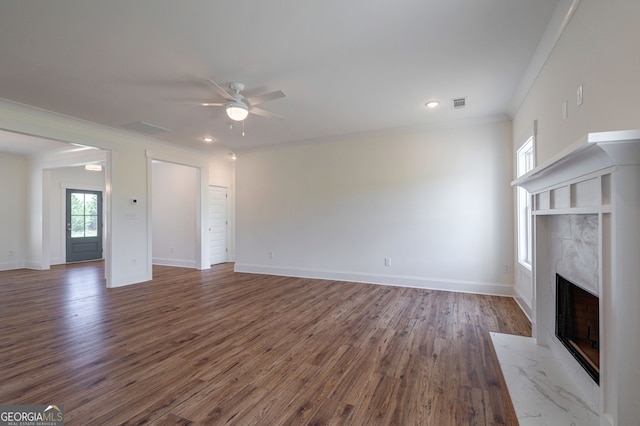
[{"left": 516, "top": 136, "right": 534, "bottom": 268}]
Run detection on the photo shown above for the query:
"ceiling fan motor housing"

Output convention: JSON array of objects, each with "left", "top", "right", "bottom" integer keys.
[{"left": 229, "top": 82, "right": 245, "bottom": 93}]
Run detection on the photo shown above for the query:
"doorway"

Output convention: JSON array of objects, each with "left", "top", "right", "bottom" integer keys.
[{"left": 66, "top": 189, "right": 103, "bottom": 262}]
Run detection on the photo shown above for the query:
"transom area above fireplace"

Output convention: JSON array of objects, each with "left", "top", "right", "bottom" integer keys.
[{"left": 512, "top": 129, "right": 640, "bottom": 426}]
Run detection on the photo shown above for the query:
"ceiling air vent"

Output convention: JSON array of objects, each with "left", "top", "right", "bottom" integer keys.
[
  {"left": 452, "top": 97, "right": 467, "bottom": 109},
  {"left": 121, "top": 121, "right": 171, "bottom": 135}
]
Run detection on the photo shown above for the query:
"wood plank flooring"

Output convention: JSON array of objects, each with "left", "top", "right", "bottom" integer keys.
[{"left": 0, "top": 262, "right": 531, "bottom": 425}]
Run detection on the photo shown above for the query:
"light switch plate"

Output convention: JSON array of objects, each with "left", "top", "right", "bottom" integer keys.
[{"left": 577, "top": 84, "right": 583, "bottom": 106}]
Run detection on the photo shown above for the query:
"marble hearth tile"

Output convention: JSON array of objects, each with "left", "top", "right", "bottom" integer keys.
[{"left": 490, "top": 332, "right": 599, "bottom": 426}]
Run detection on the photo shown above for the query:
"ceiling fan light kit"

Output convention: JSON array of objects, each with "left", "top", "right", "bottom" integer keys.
[{"left": 226, "top": 102, "right": 249, "bottom": 121}]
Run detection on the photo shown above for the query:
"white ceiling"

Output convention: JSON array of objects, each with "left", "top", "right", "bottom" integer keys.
[
  {"left": 0, "top": 0, "right": 560, "bottom": 154},
  {"left": 0, "top": 131, "right": 73, "bottom": 155}
]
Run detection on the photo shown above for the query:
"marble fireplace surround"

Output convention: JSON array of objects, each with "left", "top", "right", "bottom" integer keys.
[{"left": 508, "top": 130, "right": 640, "bottom": 426}]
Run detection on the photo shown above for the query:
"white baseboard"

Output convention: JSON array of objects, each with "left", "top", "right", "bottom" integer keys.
[
  {"left": 513, "top": 292, "right": 533, "bottom": 322},
  {"left": 152, "top": 257, "right": 197, "bottom": 269},
  {"left": 108, "top": 270, "right": 152, "bottom": 288},
  {"left": 23, "top": 260, "right": 47, "bottom": 270},
  {"left": 50, "top": 256, "right": 65, "bottom": 266},
  {"left": 233, "top": 263, "right": 515, "bottom": 297},
  {"left": 0, "top": 260, "right": 25, "bottom": 271}
]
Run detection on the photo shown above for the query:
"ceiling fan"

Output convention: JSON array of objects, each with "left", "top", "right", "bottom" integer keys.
[{"left": 201, "top": 79, "right": 286, "bottom": 122}]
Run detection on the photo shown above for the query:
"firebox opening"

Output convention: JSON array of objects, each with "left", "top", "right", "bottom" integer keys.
[{"left": 555, "top": 273, "right": 600, "bottom": 385}]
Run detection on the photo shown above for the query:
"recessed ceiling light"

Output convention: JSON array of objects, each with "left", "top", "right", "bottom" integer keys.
[
  {"left": 425, "top": 100, "right": 440, "bottom": 109},
  {"left": 202, "top": 137, "right": 214, "bottom": 143}
]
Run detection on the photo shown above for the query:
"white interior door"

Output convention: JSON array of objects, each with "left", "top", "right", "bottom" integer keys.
[{"left": 208, "top": 186, "right": 227, "bottom": 265}]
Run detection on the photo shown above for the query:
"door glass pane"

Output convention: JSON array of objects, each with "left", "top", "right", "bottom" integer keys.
[
  {"left": 85, "top": 215, "right": 98, "bottom": 237},
  {"left": 71, "top": 216, "right": 85, "bottom": 238},
  {"left": 71, "top": 193, "right": 85, "bottom": 215},
  {"left": 85, "top": 194, "right": 97, "bottom": 215}
]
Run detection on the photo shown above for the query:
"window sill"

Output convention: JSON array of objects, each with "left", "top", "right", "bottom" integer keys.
[{"left": 518, "top": 261, "right": 532, "bottom": 272}]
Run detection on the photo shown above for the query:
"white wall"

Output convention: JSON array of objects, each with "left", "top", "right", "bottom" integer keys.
[
  {"left": 513, "top": 0, "right": 640, "bottom": 160},
  {"left": 48, "top": 166, "right": 105, "bottom": 265},
  {"left": 236, "top": 119, "right": 515, "bottom": 295},
  {"left": 0, "top": 153, "right": 27, "bottom": 270},
  {"left": 209, "top": 154, "right": 234, "bottom": 188},
  {"left": 152, "top": 161, "right": 198, "bottom": 267},
  {"left": 512, "top": 0, "right": 640, "bottom": 313}
]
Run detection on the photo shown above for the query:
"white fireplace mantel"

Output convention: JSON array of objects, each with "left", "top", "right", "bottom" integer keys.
[
  {"left": 513, "top": 129, "right": 640, "bottom": 194},
  {"left": 511, "top": 129, "right": 640, "bottom": 426}
]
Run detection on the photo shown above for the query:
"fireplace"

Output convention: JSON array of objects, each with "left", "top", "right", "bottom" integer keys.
[
  {"left": 510, "top": 130, "right": 640, "bottom": 425},
  {"left": 555, "top": 273, "right": 599, "bottom": 384}
]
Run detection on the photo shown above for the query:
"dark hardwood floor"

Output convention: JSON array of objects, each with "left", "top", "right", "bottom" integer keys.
[{"left": 0, "top": 262, "right": 530, "bottom": 425}]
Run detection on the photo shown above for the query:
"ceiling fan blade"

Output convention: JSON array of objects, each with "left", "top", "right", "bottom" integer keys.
[
  {"left": 250, "top": 107, "right": 286, "bottom": 120},
  {"left": 246, "top": 90, "right": 286, "bottom": 106},
  {"left": 205, "top": 79, "right": 234, "bottom": 101},
  {"left": 200, "top": 102, "right": 225, "bottom": 107}
]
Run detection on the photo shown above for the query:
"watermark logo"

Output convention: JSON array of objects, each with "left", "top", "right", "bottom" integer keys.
[{"left": 0, "top": 404, "right": 64, "bottom": 426}]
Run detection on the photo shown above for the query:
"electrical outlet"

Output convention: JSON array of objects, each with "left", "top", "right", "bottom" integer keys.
[
  {"left": 562, "top": 100, "right": 568, "bottom": 120},
  {"left": 503, "top": 264, "right": 511, "bottom": 274},
  {"left": 268, "top": 251, "right": 275, "bottom": 259},
  {"left": 577, "top": 84, "right": 583, "bottom": 106},
  {"left": 384, "top": 257, "right": 391, "bottom": 267}
]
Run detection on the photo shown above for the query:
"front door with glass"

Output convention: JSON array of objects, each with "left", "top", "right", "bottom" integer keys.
[{"left": 66, "top": 189, "right": 103, "bottom": 262}]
